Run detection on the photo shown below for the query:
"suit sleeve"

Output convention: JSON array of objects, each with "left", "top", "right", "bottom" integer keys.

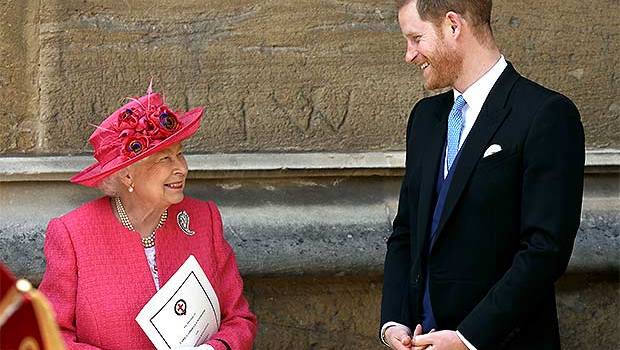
[
  {"left": 380, "top": 104, "right": 419, "bottom": 329},
  {"left": 204, "top": 202, "right": 257, "bottom": 350},
  {"left": 38, "top": 218, "right": 103, "bottom": 350},
  {"left": 457, "top": 94, "right": 585, "bottom": 348}
]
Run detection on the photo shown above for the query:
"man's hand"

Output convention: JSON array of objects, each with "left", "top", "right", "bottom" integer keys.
[
  {"left": 385, "top": 324, "right": 413, "bottom": 350},
  {"left": 411, "top": 324, "right": 432, "bottom": 350},
  {"left": 412, "top": 330, "right": 468, "bottom": 350}
]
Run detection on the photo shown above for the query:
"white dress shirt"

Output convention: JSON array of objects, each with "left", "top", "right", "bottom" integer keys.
[
  {"left": 444, "top": 56, "right": 508, "bottom": 178},
  {"left": 382, "top": 56, "right": 508, "bottom": 349}
]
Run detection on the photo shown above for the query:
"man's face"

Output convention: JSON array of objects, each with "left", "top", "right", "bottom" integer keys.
[{"left": 398, "top": 1, "right": 463, "bottom": 90}]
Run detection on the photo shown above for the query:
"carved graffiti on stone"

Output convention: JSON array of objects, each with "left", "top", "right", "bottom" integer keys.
[{"left": 271, "top": 87, "right": 352, "bottom": 133}]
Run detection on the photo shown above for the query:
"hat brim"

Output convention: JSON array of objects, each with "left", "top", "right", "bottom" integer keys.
[{"left": 70, "top": 107, "right": 203, "bottom": 187}]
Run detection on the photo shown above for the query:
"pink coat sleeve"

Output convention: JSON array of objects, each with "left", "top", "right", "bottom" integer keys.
[
  {"left": 39, "top": 218, "right": 102, "bottom": 350},
  {"left": 204, "top": 202, "right": 257, "bottom": 350}
]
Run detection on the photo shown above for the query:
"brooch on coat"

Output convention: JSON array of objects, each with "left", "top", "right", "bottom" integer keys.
[{"left": 177, "top": 210, "right": 195, "bottom": 236}]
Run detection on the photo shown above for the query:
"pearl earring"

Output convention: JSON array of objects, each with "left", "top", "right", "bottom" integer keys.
[{"left": 128, "top": 184, "right": 134, "bottom": 193}]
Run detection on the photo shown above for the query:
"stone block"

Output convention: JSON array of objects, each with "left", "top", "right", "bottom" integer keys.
[
  {"left": 36, "top": 0, "right": 410, "bottom": 154},
  {"left": 245, "top": 275, "right": 384, "bottom": 349},
  {"left": 492, "top": 0, "right": 619, "bottom": 149},
  {"left": 244, "top": 274, "right": 620, "bottom": 349},
  {"left": 1, "top": 174, "right": 617, "bottom": 283},
  {"left": 0, "top": 0, "right": 39, "bottom": 153},
  {"left": 556, "top": 273, "right": 620, "bottom": 349},
  {"left": 32, "top": 0, "right": 618, "bottom": 155}
]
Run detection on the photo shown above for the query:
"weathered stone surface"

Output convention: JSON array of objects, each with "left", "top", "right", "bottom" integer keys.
[
  {"left": 35, "top": 0, "right": 408, "bottom": 154},
  {"left": 1, "top": 174, "right": 618, "bottom": 283},
  {"left": 556, "top": 273, "right": 620, "bottom": 349},
  {"left": 570, "top": 205, "right": 620, "bottom": 273},
  {"left": 5, "top": 262, "right": 615, "bottom": 349},
  {"left": 245, "top": 275, "right": 384, "bottom": 349},
  {"left": 492, "top": 0, "right": 620, "bottom": 149},
  {"left": 0, "top": 0, "right": 39, "bottom": 153},
  {"left": 243, "top": 274, "right": 619, "bottom": 349},
  {"left": 1, "top": 0, "right": 615, "bottom": 155}
]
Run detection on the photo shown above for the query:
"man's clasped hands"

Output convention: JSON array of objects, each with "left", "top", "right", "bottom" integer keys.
[{"left": 385, "top": 324, "right": 469, "bottom": 350}]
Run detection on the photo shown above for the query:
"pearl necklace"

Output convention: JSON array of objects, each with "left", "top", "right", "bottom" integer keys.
[{"left": 113, "top": 197, "right": 168, "bottom": 248}]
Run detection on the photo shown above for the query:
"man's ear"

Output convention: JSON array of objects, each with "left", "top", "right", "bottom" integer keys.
[{"left": 445, "top": 11, "right": 463, "bottom": 38}]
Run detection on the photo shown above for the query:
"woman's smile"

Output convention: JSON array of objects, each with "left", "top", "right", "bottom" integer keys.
[{"left": 164, "top": 181, "right": 184, "bottom": 190}]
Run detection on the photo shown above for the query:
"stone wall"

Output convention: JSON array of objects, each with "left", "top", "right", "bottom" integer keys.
[
  {"left": 0, "top": 0, "right": 618, "bottom": 155},
  {"left": 246, "top": 273, "right": 620, "bottom": 349}
]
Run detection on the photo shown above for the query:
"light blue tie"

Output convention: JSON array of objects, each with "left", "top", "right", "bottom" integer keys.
[{"left": 446, "top": 95, "right": 467, "bottom": 173}]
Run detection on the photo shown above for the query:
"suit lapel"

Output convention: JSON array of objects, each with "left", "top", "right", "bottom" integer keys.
[
  {"left": 415, "top": 92, "right": 452, "bottom": 257},
  {"left": 430, "top": 64, "right": 521, "bottom": 251}
]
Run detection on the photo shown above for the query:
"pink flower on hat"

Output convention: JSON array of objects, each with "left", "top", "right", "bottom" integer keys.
[
  {"left": 156, "top": 107, "right": 180, "bottom": 132},
  {"left": 122, "top": 134, "right": 150, "bottom": 158},
  {"left": 117, "top": 108, "right": 139, "bottom": 130},
  {"left": 113, "top": 99, "right": 181, "bottom": 158}
]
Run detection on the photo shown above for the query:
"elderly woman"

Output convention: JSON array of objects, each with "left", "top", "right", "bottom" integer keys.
[{"left": 39, "top": 87, "right": 257, "bottom": 350}]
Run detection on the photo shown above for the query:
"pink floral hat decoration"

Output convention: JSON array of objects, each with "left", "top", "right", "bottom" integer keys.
[{"left": 71, "top": 84, "right": 203, "bottom": 187}]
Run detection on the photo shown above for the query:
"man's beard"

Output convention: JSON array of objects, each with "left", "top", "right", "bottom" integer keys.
[{"left": 424, "top": 39, "right": 463, "bottom": 90}]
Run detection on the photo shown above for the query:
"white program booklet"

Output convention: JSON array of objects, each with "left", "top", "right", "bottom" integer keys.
[{"left": 136, "top": 255, "right": 221, "bottom": 349}]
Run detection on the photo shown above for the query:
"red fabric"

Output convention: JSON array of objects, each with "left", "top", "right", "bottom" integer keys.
[
  {"left": 39, "top": 197, "right": 257, "bottom": 350},
  {"left": 0, "top": 295, "right": 46, "bottom": 350},
  {"left": 0, "top": 264, "right": 45, "bottom": 350}
]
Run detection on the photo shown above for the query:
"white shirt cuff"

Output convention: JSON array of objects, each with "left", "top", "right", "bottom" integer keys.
[
  {"left": 456, "top": 330, "right": 478, "bottom": 350},
  {"left": 380, "top": 322, "right": 411, "bottom": 347}
]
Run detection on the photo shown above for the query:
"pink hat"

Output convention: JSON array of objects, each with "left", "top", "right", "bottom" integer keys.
[{"left": 71, "top": 88, "right": 203, "bottom": 187}]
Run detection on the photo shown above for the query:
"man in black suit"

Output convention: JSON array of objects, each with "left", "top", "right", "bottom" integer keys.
[{"left": 380, "top": 1, "right": 584, "bottom": 349}]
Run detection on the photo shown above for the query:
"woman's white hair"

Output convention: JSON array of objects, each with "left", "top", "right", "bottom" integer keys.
[{"left": 97, "top": 170, "right": 128, "bottom": 197}]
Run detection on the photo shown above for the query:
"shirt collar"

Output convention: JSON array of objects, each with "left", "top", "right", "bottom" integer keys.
[{"left": 453, "top": 55, "right": 508, "bottom": 115}]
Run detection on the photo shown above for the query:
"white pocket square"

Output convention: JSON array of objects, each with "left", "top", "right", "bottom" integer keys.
[{"left": 483, "top": 144, "right": 502, "bottom": 158}]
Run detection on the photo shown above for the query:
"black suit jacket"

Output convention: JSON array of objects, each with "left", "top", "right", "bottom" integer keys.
[{"left": 381, "top": 63, "right": 584, "bottom": 349}]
